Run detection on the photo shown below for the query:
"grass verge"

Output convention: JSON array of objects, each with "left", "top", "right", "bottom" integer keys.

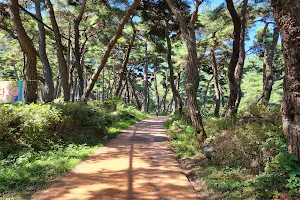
[
  {"left": 165, "top": 104, "right": 300, "bottom": 199},
  {"left": 0, "top": 100, "right": 147, "bottom": 198}
]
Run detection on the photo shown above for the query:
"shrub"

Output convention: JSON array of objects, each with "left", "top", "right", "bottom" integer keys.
[{"left": 0, "top": 101, "right": 146, "bottom": 195}]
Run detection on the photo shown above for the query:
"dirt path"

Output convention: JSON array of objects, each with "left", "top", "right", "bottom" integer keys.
[{"left": 31, "top": 116, "right": 200, "bottom": 200}]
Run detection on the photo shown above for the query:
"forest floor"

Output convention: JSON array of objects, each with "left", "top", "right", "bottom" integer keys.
[{"left": 30, "top": 116, "right": 200, "bottom": 200}]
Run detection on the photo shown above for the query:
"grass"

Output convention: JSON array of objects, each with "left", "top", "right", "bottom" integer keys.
[
  {"left": 165, "top": 105, "right": 300, "bottom": 199},
  {"left": 0, "top": 144, "right": 97, "bottom": 195},
  {"left": 0, "top": 101, "right": 147, "bottom": 198}
]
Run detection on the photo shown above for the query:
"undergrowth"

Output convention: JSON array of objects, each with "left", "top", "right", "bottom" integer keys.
[
  {"left": 165, "top": 104, "right": 300, "bottom": 199},
  {"left": 0, "top": 99, "right": 147, "bottom": 197}
]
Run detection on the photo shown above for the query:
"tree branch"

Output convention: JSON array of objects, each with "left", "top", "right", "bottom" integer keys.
[
  {"left": 189, "top": 0, "right": 204, "bottom": 26},
  {"left": 0, "top": 23, "right": 18, "bottom": 39},
  {"left": 18, "top": 4, "right": 70, "bottom": 41}
]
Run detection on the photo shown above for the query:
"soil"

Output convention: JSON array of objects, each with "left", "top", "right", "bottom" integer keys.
[{"left": 30, "top": 116, "right": 202, "bottom": 200}]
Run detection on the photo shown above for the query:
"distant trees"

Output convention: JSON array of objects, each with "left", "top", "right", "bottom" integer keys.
[{"left": 4, "top": 0, "right": 300, "bottom": 156}]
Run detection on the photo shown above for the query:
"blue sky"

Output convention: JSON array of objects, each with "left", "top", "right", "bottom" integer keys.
[{"left": 204, "top": 0, "right": 265, "bottom": 51}]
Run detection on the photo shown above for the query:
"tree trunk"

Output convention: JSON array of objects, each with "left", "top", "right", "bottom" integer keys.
[
  {"left": 126, "top": 74, "right": 130, "bottom": 103},
  {"left": 165, "top": 22, "right": 183, "bottom": 116},
  {"left": 165, "top": 0, "right": 207, "bottom": 143},
  {"left": 9, "top": 0, "right": 38, "bottom": 103},
  {"left": 108, "top": 68, "right": 112, "bottom": 98},
  {"left": 211, "top": 32, "right": 221, "bottom": 117},
  {"left": 260, "top": 25, "right": 280, "bottom": 104},
  {"left": 102, "top": 67, "right": 105, "bottom": 101},
  {"left": 128, "top": 70, "right": 142, "bottom": 109},
  {"left": 154, "top": 69, "right": 160, "bottom": 112},
  {"left": 142, "top": 41, "right": 149, "bottom": 113},
  {"left": 35, "top": 0, "right": 54, "bottom": 103},
  {"left": 233, "top": 0, "right": 248, "bottom": 112},
  {"left": 74, "top": 0, "right": 88, "bottom": 98},
  {"left": 224, "top": 0, "right": 241, "bottom": 118},
  {"left": 202, "top": 76, "right": 214, "bottom": 108},
  {"left": 70, "top": 65, "right": 75, "bottom": 101},
  {"left": 272, "top": 0, "right": 300, "bottom": 157},
  {"left": 45, "top": 0, "right": 70, "bottom": 101},
  {"left": 159, "top": 81, "right": 170, "bottom": 111},
  {"left": 83, "top": 0, "right": 140, "bottom": 101},
  {"left": 115, "top": 27, "right": 136, "bottom": 96}
]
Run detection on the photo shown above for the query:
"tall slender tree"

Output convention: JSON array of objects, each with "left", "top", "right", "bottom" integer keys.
[
  {"left": 142, "top": 41, "right": 149, "bottom": 112},
  {"left": 257, "top": 22, "right": 279, "bottom": 105},
  {"left": 74, "top": 0, "right": 88, "bottom": 97},
  {"left": 165, "top": 0, "right": 207, "bottom": 143},
  {"left": 83, "top": 0, "right": 140, "bottom": 101},
  {"left": 115, "top": 22, "right": 136, "bottom": 97},
  {"left": 224, "top": 0, "right": 241, "bottom": 118},
  {"left": 234, "top": 0, "right": 248, "bottom": 112},
  {"left": 45, "top": 0, "right": 70, "bottom": 101},
  {"left": 165, "top": 21, "right": 183, "bottom": 116},
  {"left": 210, "top": 32, "right": 221, "bottom": 117},
  {"left": 8, "top": 0, "right": 38, "bottom": 103},
  {"left": 35, "top": 0, "right": 55, "bottom": 102}
]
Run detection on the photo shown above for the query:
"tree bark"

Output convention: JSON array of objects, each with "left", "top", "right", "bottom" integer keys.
[
  {"left": 102, "top": 67, "right": 105, "bottom": 101},
  {"left": 260, "top": 25, "right": 279, "bottom": 104},
  {"left": 210, "top": 32, "right": 221, "bottom": 117},
  {"left": 233, "top": 0, "right": 248, "bottom": 112},
  {"left": 125, "top": 74, "right": 130, "bottom": 103},
  {"left": 35, "top": 0, "right": 54, "bottom": 103},
  {"left": 115, "top": 26, "right": 136, "bottom": 96},
  {"left": 159, "top": 75, "right": 170, "bottom": 111},
  {"left": 74, "top": 0, "right": 87, "bottom": 97},
  {"left": 8, "top": 0, "right": 38, "bottom": 103},
  {"left": 165, "top": 0, "right": 207, "bottom": 143},
  {"left": 271, "top": 0, "right": 300, "bottom": 157},
  {"left": 83, "top": 0, "right": 140, "bottom": 101},
  {"left": 45, "top": 0, "right": 70, "bottom": 101},
  {"left": 165, "top": 21, "right": 183, "bottom": 116},
  {"left": 142, "top": 41, "right": 149, "bottom": 112},
  {"left": 224, "top": 0, "right": 241, "bottom": 118},
  {"left": 202, "top": 76, "right": 214, "bottom": 108},
  {"left": 154, "top": 69, "right": 160, "bottom": 112},
  {"left": 128, "top": 70, "right": 142, "bottom": 109}
]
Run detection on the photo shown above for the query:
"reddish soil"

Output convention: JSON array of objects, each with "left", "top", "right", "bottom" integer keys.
[{"left": 31, "top": 116, "right": 200, "bottom": 200}]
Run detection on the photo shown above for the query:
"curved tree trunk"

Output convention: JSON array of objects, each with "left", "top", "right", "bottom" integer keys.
[
  {"left": 260, "top": 25, "right": 279, "bottom": 104},
  {"left": 165, "top": 0, "right": 207, "bottom": 143},
  {"left": 272, "top": 0, "right": 300, "bottom": 157},
  {"left": 9, "top": 0, "right": 38, "bottom": 103},
  {"left": 83, "top": 0, "right": 140, "bottom": 102},
  {"left": 210, "top": 32, "right": 221, "bottom": 117},
  {"left": 45, "top": 0, "right": 70, "bottom": 101},
  {"left": 128, "top": 70, "right": 142, "bottom": 109},
  {"left": 142, "top": 41, "right": 149, "bottom": 112},
  {"left": 115, "top": 27, "right": 136, "bottom": 96},
  {"left": 165, "top": 22, "right": 183, "bottom": 116},
  {"left": 224, "top": 0, "right": 241, "bottom": 118},
  {"left": 74, "top": 0, "right": 88, "bottom": 98},
  {"left": 35, "top": 0, "right": 54, "bottom": 103},
  {"left": 154, "top": 69, "right": 160, "bottom": 111},
  {"left": 233, "top": 0, "right": 248, "bottom": 112}
]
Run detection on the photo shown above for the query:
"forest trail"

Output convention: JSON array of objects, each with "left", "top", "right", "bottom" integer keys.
[{"left": 31, "top": 116, "right": 199, "bottom": 200}]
